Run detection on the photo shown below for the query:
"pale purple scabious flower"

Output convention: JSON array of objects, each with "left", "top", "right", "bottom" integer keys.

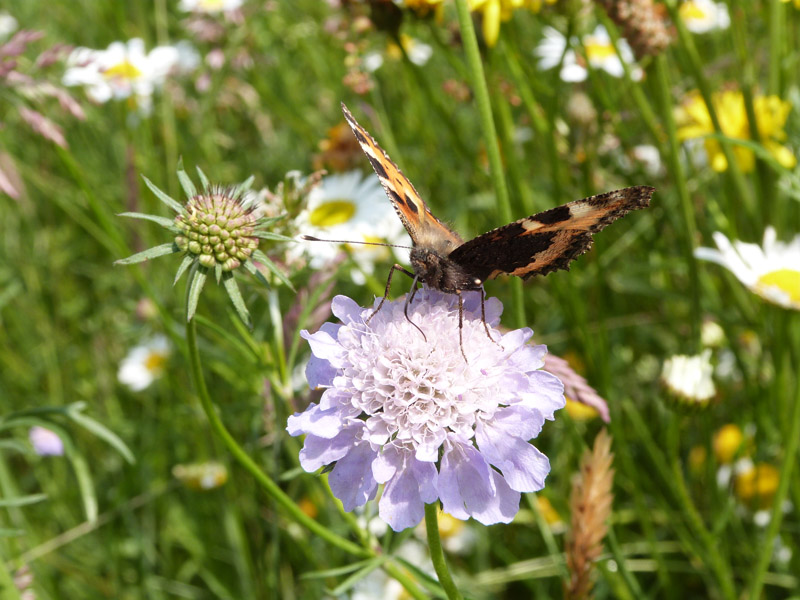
[
  {"left": 29, "top": 426, "right": 64, "bottom": 456},
  {"left": 287, "top": 289, "right": 565, "bottom": 531}
]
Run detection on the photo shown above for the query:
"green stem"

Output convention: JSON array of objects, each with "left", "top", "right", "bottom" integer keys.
[
  {"left": 453, "top": 0, "right": 524, "bottom": 328},
  {"left": 185, "top": 317, "right": 369, "bottom": 558},
  {"left": 424, "top": 504, "right": 463, "bottom": 600},
  {"left": 747, "top": 318, "right": 800, "bottom": 599},
  {"left": 653, "top": 55, "right": 701, "bottom": 349},
  {"left": 768, "top": 0, "right": 784, "bottom": 96}
]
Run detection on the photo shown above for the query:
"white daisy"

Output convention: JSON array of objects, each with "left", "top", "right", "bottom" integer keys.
[
  {"left": 535, "top": 25, "right": 642, "bottom": 83},
  {"left": 118, "top": 335, "right": 171, "bottom": 391},
  {"left": 178, "top": 0, "right": 244, "bottom": 12},
  {"left": 679, "top": 0, "right": 730, "bottom": 34},
  {"left": 62, "top": 39, "right": 187, "bottom": 113},
  {"left": 293, "top": 170, "right": 409, "bottom": 284},
  {"left": 695, "top": 227, "right": 800, "bottom": 311},
  {"left": 0, "top": 11, "right": 18, "bottom": 40},
  {"left": 661, "top": 349, "right": 716, "bottom": 403}
]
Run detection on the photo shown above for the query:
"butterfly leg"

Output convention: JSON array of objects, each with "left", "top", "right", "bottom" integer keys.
[
  {"left": 366, "top": 263, "right": 415, "bottom": 325},
  {"left": 479, "top": 289, "right": 502, "bottom": 348},
  {"left": 403, "top": 275, "right": 428, "bottom": 342},
  {"left": 456, "top": 290, "right": 468, "bottom": 363}
]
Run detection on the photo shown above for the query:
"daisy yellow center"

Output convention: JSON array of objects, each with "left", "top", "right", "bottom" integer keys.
[
  {"left": 104, "top": 60, "right": 142, "bottom": 80},
  {"left": 309, "top": 200, "right": 356, "bottom": 227},
  {"left": 198, "top": 0, "right": 225, "bottom": 9},
  {"left": 755, "top": 268, "right": 800, "bottom": 304},
  {"left": 145, "top": 351, "right": 168, "bottom": 373},
  {"left": 585, "top": 39, "right": 616, "bottom": 62},
  {"left": 679, "top": 2, "right": 709, "bottom": 20},
  {"left": 437, "top": 512, "right": 464, "bottom": 538}
]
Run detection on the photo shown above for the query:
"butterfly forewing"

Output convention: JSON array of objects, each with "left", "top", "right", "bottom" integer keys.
[
  {"left": 447, "top": 186, "right": 654, "bottom": 281},
  {"left": 341, "top": 103, "right": 463, "bottom": 254}
]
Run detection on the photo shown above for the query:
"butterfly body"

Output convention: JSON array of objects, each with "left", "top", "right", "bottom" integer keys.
[{"left": 340, "top": 102, "right": 654, "bottom": 350}]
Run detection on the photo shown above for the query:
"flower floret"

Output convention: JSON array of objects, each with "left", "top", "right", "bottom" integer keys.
[{"left": 288, "top": 289, "right": 565, "bottom": 531}]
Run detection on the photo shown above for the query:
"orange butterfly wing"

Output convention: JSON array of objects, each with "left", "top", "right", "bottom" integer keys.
[
  {"left": 447, "top": 186, "right": 654, "bottom": 281},
  {"left": 341, "top": 103, "right": 463, "bottom": 255}
]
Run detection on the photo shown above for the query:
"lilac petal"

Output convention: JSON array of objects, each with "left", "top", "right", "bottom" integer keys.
[
  {"left": 296, "top": 425, "right": 362, "bottom": 472},
  {"left": 331, "top": 295, "right": 365, "bottom": 325},
  {"left": 378, "top": 456, "right": 438, "bottom": 531},
  {"left": 306, "top": 354, "right": 337, "bottom": 389},
  {"left": 475, "top": 419, "right": 550, "bottom": 493},
  {"left": 286, "top": 403, "right": 342, "bottom": 438},
  {"left": 372, "top": 444, "right": 403, "bottom": 484},
  {"left": 329, "top": 441, "right": 379, "bottom": 511},
  {"left": 500, "top": 328, "right": 533, "bottom": 353},
  {"left": 438, "top": 441, "right": 496, "bottom": 521},
  {"left": 523, "top": 371, "right": 566, "bottom": 418},
  {"left": 301, "top": 325, "right": 346, "bottom": 367}
]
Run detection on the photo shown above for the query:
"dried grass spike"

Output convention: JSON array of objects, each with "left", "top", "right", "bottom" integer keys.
[
  {"left": 565, "top": 428, "right": 615, "bottom": 600},
  {"left": 596, "top": 0, "right": 675, "bottom": 59}
]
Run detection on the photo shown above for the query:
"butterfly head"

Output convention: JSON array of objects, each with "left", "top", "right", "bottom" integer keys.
[{"left": 410, "top": 246, "right": 483, "bottom": 293}]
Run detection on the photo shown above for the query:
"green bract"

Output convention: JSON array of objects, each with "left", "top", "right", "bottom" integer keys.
[{"left": 115, "top": 165, "right": 294, "bottom": 327}]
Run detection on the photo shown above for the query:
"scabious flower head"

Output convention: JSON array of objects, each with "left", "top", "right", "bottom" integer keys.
[
  {"left": 676, "top": 90, "right": 796, "bottom": 172},
  {"left": 536, "top": 25, "right": 643, "bottom": 83},
  {"left": 174, "top": 186, "right": 259, "bottom": 271},
  {"left": 29, "top": 426, "right": 64, "bottom": 456},
  {"left": 118, "top": 334, "right": 171, "bottom": 391},
  {"left": 288, "top": 290, "right": 565, "bottom": 531},
  {"left": 679, "top": 0, "right": 730, "bottom": 33},
  {"left": 661, "top": 349, "right": 716, "bottom": 406},
  {"left": 695, "top": 227, "right": 800, "bottom": 311},
  {"left": 117, "top": 166, "right": 292, "bottom": 325}
]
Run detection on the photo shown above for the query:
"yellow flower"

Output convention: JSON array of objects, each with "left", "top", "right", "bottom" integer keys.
[
  {"left": 676, "top": 90, "right": 796, "bottom": 172},
  {"left": 734, "top": 462, "right": 779, "bottom": 510},
  {"left": 469, "top": 0, "right": 554, "bottom": 47},
  {"left": 402, "top": 0, "right": 445, "bottom": 19},
  {"left": 712, "top": 424, "right": 745, "bottom": 464},
  {"left": 565, "top": 398, "right": 600, "bottom": 421}
]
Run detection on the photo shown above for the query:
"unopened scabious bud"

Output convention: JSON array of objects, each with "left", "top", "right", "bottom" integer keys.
[
  {"left": 116, "top": 165, "right": 294, "bottom": 326},
  {"left": 174, "top": 187, "right": 259, "bottom": 272}
]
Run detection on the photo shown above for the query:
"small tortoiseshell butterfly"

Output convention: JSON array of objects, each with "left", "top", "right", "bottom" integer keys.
[{"left": 340, "top": 103, "right": 654, "bottom": 354}]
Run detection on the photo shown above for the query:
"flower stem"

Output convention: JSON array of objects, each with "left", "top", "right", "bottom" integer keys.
[
  {"left": 653, "top": 55, "right": 701, "bottom": 349},
  {"left": 424, "top": 503, "right": 463, "bottom": 600},
  {"left": 453, "top": 0, "right": 524, "bottom": 329},
  {"left": 185, "top": 317, "right": 369, "bottom": 558},
  {"left": 747, "top": 319, "right": 800, "bottom": 599}
]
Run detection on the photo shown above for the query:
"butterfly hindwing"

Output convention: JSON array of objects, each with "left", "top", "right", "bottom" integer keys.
[
  {"left": 447, "top": 186, "right": 654, "bottom": 281},
  {"left": 341, "top": 103, "right": 463, "bottom": 254}
]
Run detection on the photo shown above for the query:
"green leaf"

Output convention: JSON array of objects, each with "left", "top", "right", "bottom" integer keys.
[
  {"left": 242, "top": 259, "right": 269, "bottom": 287},
  {"left": 187, "top": 267, "right": 207, "bottom": 321},
  {"left": 196, "top": 165, "right": 211, "bottom": 191},
  {"left": 115, "top": 243, "right": 179, "bottom": 265},
  {"left": 142, "top": 175, "right": 184, "bottom": 214},
  {"left": 118, "top": 211, "right": 180, "bottom": 232},
  {"left": 254, "top": 214, "right": 288, "bottom": 227},
  {"left": 252, "top": 249, "right": 294, "bottom": 291},
  {"left": 65, "top": 405, "right": 135, "bottom": 464},
  {"left": 177, "top": 167, "right": 197, "bottom": 198},
  {"left": 234, "top": 175, "right": 255, "bottom": 197},
  {"left": 301, "top": 558, "right": 385, "bottom": 580},
  {"left": 325, "top": 559, "right": 387, "bottom": 595},
  {"left": 174, "top": 254, "right": 195, "bottom": 285},
  {"left": 0, "top": 493, "right": 48, "bottom": 508},
  {"left": 252, "top": 231, "right": 295, "bottom": 242},
  {"left": 222, "top": 273, "right": 252, "bottom": 328}
]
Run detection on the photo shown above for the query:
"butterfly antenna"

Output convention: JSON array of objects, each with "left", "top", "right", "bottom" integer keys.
[{"left": 300, "top": 235, "right": 412, "bottom": 250}]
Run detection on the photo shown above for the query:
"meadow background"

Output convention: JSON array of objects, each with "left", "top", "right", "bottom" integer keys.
[{"left": 2, "top": 0, "right": 800, "bottom": 598}]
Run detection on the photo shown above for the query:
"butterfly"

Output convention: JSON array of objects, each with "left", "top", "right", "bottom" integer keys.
[{"left": 340, "top": 102, "right": 654, "bottom": 356}]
